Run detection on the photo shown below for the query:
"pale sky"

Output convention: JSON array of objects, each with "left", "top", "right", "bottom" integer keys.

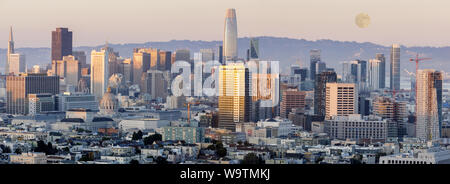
[{"left": 0, "top": 0, "right": 449, "bottom": 48}]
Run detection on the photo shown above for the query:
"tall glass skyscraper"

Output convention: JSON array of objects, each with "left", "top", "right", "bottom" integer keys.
[
  {"left": 416, "top": 69, "right": 443, "bottom": 141},
  {"left": 249, "top": 37, "right": 259, "bottom": 60},
  {"left": 223, "top": 8, "right": 238, "bottom": 62},
  {"left": 390, "top": 44, "right": 400, "bottom": 91},
  {"left": 309, "top": 49, "right": 321, "bottom": 80},
  {"left": 375, "top": 53, "right": 386, "bottom": 89}
]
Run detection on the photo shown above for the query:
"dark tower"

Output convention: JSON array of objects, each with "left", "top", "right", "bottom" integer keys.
[{"left": 52, "top": 28, "right": 73, "bottom": 61}]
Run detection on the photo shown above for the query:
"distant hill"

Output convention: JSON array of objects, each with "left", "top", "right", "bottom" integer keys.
[{"left": 1, "top": 36, "right": 449, "bottom": 76}]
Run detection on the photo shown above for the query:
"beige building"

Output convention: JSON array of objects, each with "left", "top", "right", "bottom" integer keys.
[
  {"left": 52, "top": 55, "right": 81, "bottom": 88},
  {"left": 416, "top": 69, "right": 443, "bottom": 141},
  {"left": 10, "top": 152, "right": 47, "bottom": 164},
  {"left": 325, "top": 83, "right": 358, "bottom": 119},
  {"left": 90, "top": 49, "right": 109, "bottom": 100}
]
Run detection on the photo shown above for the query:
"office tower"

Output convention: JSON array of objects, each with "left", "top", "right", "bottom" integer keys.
[
  {"left": 309, "top": 49, "right": 321, "bottom": 80},
  {"left": 28, "top": 93, "right": 55, "bottom": 115},
  {"left": 173, "top": 49, "right": 191, "bottom": 63},
  {"left": 52, "top": 55, "right": 81, "bottom": 88},
  {"left": 251, "top": 72, "right": 280, "bottom": 121},
  {"left": 141, "top": 70, "right": 168, "bottom": 100},
  {"left": 72, "top": 51, "right": 87, "bottom": 68},
  {"left": 356, "top": 60, "right": 368, "bottom": 91},
  {"left": 368, "top": 59, "right": 381, "bottom": 90},
  {"left": 159, "top": 51, "right": 172, "bottom": 71},
  {"left": 223, "top": 8, "right": 238, "bottom": 62},
  {"left": 315, "top": 61, "right": 326, "bottom": 75},
  {"left": 249, "top": 37, "right": 259, "bottom": 60},
  {"left": 342, "top": 60, "right": 358, "bottom": 83},
  {"left": 132, "top": 50, "right": 150, "bottom": 85},
  {"left": 6, "top": 26, "right": 14, "bottom": 74},
  {"left": 122, "top": 58, "right": 133, "bottom": 83},
  {"left": 138, "top": 48, "right": 160, "bottom": 70},
  {"left": 6, "top": 73, "right": 59, "bottom": 115},
  {"left": 390, "top": 44, "right": 401, "bottom": 91},
  {"left": 200, "top": 49, "right": 215, "bottom": 62},
  {"left": 325, "top": 83, "right": 358, "bottom": 119},
  {"left": 280, "top": 89, "right": 306, "bottom": 118},
  {"left": 51, "top": 28, "right": 72, "bottom": 61},
  {"left": 314, "top": 71, "right": 337, "bottom": 117},
  {"left": 218, "top": 63, "right": 250, "bottom": 131},
  {"left": 416, "top": 69, "right": 443, "bottom": 141},
  {"left": 218, "top": 45, "right": 224, "bottom": 64},
  {"left": 376, "top": 53, "right": 386, "bottom": 88},
  {"left": 7, "top": 53, "right": 26, "bottom": 75},
  {"left": 90, "top": 49, "right": 109, "bottom": 100}
]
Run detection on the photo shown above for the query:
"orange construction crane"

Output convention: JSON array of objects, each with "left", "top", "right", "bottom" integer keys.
[{"left": 184, "top": 101, "right": 200, "bottom": 125}]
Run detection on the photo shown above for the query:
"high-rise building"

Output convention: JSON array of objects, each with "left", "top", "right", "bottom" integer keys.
[
  {"left": 368, "top": 59, "right": 381, "bottom": 90},
  {"left": 249, "top": 37, "right": 259, "bottom": 60},
  {"left": 141, "top": 70, "right": 168, "bottom": 100},
  {"left": 6, "top": 73, "right": 59, "bottom": 115},
  {"left": 314, "top": 71, "right": 337, "bottom": 117},
  {"left": 200, "top": 49, "right": 215, "bottom": 62},
  {"left": 159, "top": 51, "right": 172, "bottom": 71},
  {"left": 223, "top": 8, "right": 238, "bottom": 62},
  {"left": 173, "top": 49, "right": 191, "bottom": 63},
  {"left": 132, "top": 49, "right": 151, "bottom": 85},
  {"left": 218, "top": 63, "right": 250, "bottom": 131},
  {"left": 325, "top": 83, "right": 358, "bottom": 119},
  {"left": 280, "top": 89, "right": 306, "bottom": 118},
  {"left": 72, "top": 51, "right": 87, "bottom": 68},
  {"left": 7, "top": 53, "right": 26, "bottom": 75},
  {"left": 6, "top": 26, "right": 14, "bottom": 74},
  {"left": 218, "top": 45, "right": 224, "bottom": 64},
  {"left": 342, "top": 60, "right": 358, "bottom": 83},
  {"left": 52, "top": 55, "right": 80, "bottom": 88},
  {"left": 315, "top": 61, "right": 327, "bottom": 75},
  {"left": 90, "top": 49, "right": 109, "bottom": 100},
  {"left": 51, "top": 28, "right": 72, "bottom": 61},
  {"left": 376, "top": 53, "right": 386, "bottom": 89},
  {"left": 309, "top": 49, "right": 321, "bottom": 80},
  {"left": 390, "top": 44, "right": 401, "bottom": 91},
  {"left": 416, "top": 69, "right": 443, "bottom": 141}
]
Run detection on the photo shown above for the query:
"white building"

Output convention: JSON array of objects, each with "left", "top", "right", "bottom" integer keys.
[
  {"left": 380, "top": 147, "right": 450, "bottom": 164},
  {"left": 57, "top": 92, "right": 98, "bottom": 111},
  {"left": 90, "top": 49, "right": 109, "bottom": 100},
  {"left": 257, "top": 118, "right": 293, "bottom": 137},
  {"left": 325, "top": 114, "right": 387, "bottom": 143},
  {"left": 368, "top": 59, "right": 381, "bottom": 90},
  {"left": 118, "top": 119, "right": 170, "bottom": 132}
]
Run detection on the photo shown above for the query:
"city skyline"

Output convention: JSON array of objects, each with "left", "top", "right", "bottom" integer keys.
[{"left": 1, "top": 0, "right": 450, "bottom": 48}]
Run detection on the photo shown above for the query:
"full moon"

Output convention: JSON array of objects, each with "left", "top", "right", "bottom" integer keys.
[{"left": 355, "top": 13, "right": 371, "bottom": 28}]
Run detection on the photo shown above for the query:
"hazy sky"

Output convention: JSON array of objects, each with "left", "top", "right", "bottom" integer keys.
[{"left": 1, "top": 0, "right": 449, "bottom": 48}]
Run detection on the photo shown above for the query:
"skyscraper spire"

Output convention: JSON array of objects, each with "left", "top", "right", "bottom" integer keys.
[
  {"left": 8, "top": 26, "right": 14, "bottom": 54},
  {"left": 9, "top": 26, "right": 13, "bottom": 42},
  {"left": 223, "top": 8, "right": 238, "bottom": 62}
]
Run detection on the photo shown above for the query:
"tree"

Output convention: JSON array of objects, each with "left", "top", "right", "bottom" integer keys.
[
  {"left": 242, "top": 153, "right": 263, "bottom": 164},
  {"left": 129, "top": 159, "right": 139, "bottom": 164},
  {"left": 143, "top": 133, "right": 162, "bottom": 145},
  {"left": 216, "top": 147, "right": 227, "bottom": 158},
  {"left": 0, "top": 145, "right": 11, "bottom": 153},
  {"left": 14, "top": 148, "right": 22, "bottom": 154},
  {"left": 34, "top": 140, "right": 58, "bottom": 155},
  {"left": 155, "top": 156, "right": 168, "bottom": 164}
]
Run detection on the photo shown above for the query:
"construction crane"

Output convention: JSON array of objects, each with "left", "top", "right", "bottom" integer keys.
[
  {"left": 184, "top": 101, "right": 200, "bottom": 125},
  {"left": 409, "top": 54, "right": 432, "bottom": 140}
]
